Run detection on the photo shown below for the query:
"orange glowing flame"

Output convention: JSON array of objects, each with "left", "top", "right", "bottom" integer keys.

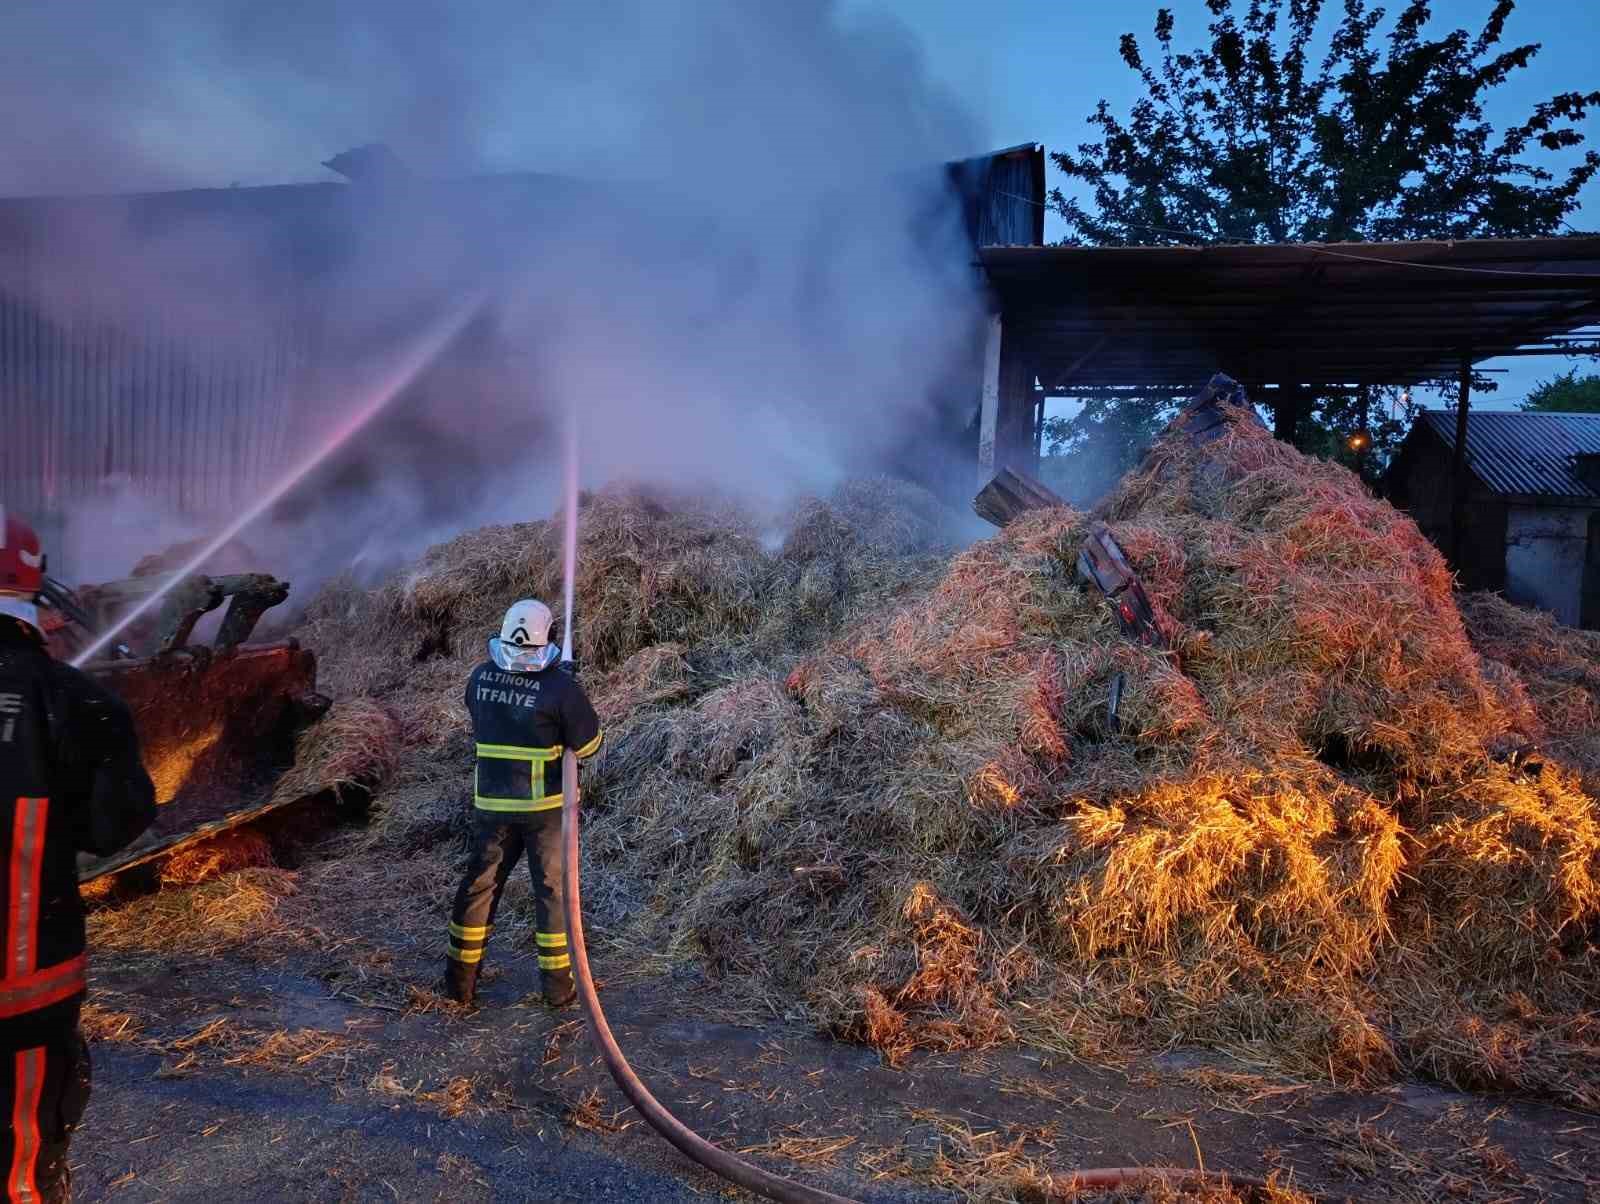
[
  {"left": 972, "top": 762, "right": 1022, "bottom": 808},
  {"left": 147, "top": 724, "right": 225, "bottom": 804}
]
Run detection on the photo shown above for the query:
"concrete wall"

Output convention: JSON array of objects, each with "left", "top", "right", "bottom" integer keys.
[{"left": 1504, "top": 504, "right": 1592, "bottom": 626}]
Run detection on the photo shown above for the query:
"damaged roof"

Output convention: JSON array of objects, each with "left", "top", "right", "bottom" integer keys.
[{"left": 1418, "top": 409, "right": 1600, "bottom": 503}]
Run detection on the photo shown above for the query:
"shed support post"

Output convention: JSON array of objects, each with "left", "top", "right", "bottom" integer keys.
[
  {"left": 1450, "top": 354, "right": 1472, "bottom": 571},
  {"left": 996, "top": 326, "right": 1033, "bottom": 476},
  {"left": 1272, "top": 381, "right": 1297, "bottom": 444},
  {"left": 978, "top": 313, "right": 1001, "bottom": 481},
  {"left": 1356, "top": 383, "right": 1371, "bottom": 479},
  {"left": 1274, "top": 381, "right": 1311, "bottom": 447}
]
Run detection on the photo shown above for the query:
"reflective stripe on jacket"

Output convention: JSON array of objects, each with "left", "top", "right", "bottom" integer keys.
[
  {"left": 465, "top": 661, "right": 602, "bottom": 813},
  {"left": 0, "top": 626, "right": 155, "bottom": 1049}
]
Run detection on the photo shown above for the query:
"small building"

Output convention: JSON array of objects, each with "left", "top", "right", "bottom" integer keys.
[{"left": 1386, "top": 410, "right": 1600, "bottom": 628}]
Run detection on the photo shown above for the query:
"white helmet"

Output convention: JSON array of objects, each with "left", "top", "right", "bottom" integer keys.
[{"left": 488, "top": 598, "right": 560, "bottom": 673}]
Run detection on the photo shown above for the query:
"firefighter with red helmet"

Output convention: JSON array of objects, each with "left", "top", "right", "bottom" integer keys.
[
  {"left": 443, "top": 599, "right": 602, "bottom": 1010},
  {"left": 0, "top": 509, "right": 155, "bottom": 1202}
]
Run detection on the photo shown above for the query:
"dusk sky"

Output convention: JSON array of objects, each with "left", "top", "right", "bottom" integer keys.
[{"left": 856, "top": 0, "right": 1600, "bottom": 408}]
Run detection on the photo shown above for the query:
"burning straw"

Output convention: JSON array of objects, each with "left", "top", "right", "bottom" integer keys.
[{"left": 279, "top": 432, "right": 1600, "bottom": 1107}]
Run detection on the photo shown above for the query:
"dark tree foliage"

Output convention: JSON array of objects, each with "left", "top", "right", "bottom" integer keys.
[
  {"left": 1040, "top": 395, "right": 1177, "bottom": 506},
  {"left": 1296, "top": 385, "right": 1415, "bottom": 480},
  {"left": 1052, "top": 0, "right": 1600, "bottom": 246},
  {"left": 1520, "top": 369, "right": 1600, "bottom": 412},
  {"left": 1041, "top": 384, "right": 1413, "bottom": 504}
]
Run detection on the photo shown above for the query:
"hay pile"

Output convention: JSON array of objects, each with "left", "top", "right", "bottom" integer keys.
[
  {"left": 299, "top": 477, "right": 952, "bottom": 785},
  {"left": 296, "top": 434, "right": 1599, "bottom": 1107},
  {"left": 1459, "top": 590, "right": 1600, "bottom": 786},
  {"left": 275, "top": 477, "right": 957, "bottom": 960}
]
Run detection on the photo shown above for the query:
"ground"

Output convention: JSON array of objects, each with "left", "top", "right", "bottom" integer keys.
[{"left": 75, "top": 936, "right": 1600, "bottom": 1203}]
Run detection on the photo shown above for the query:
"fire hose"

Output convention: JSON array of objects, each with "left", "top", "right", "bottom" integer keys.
[
  {"left": 552, "top": 415, "right": 1287, "bottom": 1203},
  {"left": 557, "top": 773, "right": 1282, "bottom": 1203}
]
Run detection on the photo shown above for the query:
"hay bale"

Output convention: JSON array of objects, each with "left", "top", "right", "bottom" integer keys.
[
  {"left": 397, "top": 484, "right": 771, "bottom": 672},
  {"left": 762, "top": 477, "right": 955, "bottom": 649},
  {"left": 783, "top": 476, "right": 955, "bottom": 561},
  {"left": 595, "top": 643, "right": 695, "bottom": 720},
  {"left": 298, "top": 478, "right": 962, "bottom": 792},
  {"left": 575, "top": 429, "right": 1599, "bottom": 1102}
]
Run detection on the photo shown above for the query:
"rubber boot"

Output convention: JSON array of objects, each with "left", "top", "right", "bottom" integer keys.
[
  {"left": 443, "top": 957, "right": 480, "bottom": 1008},
  {"left": 542, "top": 969, "right": 576, "bottom": 1009}
]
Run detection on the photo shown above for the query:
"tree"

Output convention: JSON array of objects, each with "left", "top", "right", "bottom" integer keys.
[
  {"left": 1520, "top": 369, "right": 1600, "bottom": 412},
  {"left": 1040, "top": 394, "right": 1175, "bottom": 505},
  {"left": 1296, "top": 385, "right": 1415, "bottom": 482},
  {"left": 1049, "top": 0, "right": 1600, "bottom": 449},
  {"left": 1053, "top": 0, "right": 1600, "bottom": 247}
]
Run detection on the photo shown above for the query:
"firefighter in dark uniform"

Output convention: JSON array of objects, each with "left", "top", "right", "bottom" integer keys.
[
  {"left": 0, "top": 511, "right": 156, "bottom": 1202},
  {"left": 444, "top": 599, "right": 602, "bottom": 1009}
]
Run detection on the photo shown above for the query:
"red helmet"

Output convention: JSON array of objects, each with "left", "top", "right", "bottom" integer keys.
[{"left": 0, "top": 508, "right": 45, "bottom": 597}]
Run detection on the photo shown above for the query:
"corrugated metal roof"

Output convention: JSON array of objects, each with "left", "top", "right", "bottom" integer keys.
[{"left": 1421, "top": 409, "right": 1600, "bottom": 501}]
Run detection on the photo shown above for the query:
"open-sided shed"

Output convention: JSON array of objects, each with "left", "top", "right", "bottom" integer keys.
[{"left": 974, "top": 237, "right": 1600, "bottom": 478}]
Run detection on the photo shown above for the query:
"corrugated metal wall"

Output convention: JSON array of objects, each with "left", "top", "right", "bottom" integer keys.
[
  {"left": 0, "top": 205, "right": 320, "bottom": 526},
  {"left": 1, "top": 153, "right": 1038, "bottom": 567},
  {"left": 0, "top": 296, "right": 314, "bottom": 518},
  {"left": 949, "top": 144, "right": 1046, "bottom": 249}
]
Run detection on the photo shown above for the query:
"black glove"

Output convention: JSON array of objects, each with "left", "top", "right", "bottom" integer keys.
[{"left": 560, "top": 658, "right": 581, "bottom": 679}]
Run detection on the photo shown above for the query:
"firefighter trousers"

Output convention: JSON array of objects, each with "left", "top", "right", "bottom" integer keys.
[
  {"left": 445, "top": 811, "right": 570, "bottom": 1001},
  {"left": 2, "top": 1028, "right": 89, "bottom": 1204}
]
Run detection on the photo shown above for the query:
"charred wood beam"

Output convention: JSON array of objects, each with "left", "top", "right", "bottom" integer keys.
[{"left": 973, "top": 467, "right": 1068, "bottom": 528}]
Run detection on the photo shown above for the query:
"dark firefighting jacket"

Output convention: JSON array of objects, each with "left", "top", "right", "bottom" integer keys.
[
  {"left": 465, "top": 661, "right": 602, "bottom": 814},
  {"left": 0, "top": 623, "right": 156, "bottom": 1050}
]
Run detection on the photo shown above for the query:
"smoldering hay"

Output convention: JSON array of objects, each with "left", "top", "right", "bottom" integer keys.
[{"left": 285, "top": 402, "right": 1600, "bottom": 1107}]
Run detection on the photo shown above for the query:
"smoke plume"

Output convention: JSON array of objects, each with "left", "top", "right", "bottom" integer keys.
[{"left": 1, "top": 0, "right": 990, "bottom": 589}]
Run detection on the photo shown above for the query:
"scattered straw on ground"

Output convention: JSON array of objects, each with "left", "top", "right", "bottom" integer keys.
[
  {"left": 1021, "top": 1181, "right": 1310, "bottom": 1204},
  {"left": 89, "top": 868, "right": 299, "bottom": 957},
  {"left": 79, "top": 1003, "right": 143, "bottom": 1043},
  {"left": 97, "top": 1013, "right": 363, "bottom": 1078}
]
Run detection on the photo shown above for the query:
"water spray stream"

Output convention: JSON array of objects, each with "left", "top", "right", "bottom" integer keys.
[
  {"left": 557, "top": 393, "right": 856, "bottom": 1204},
  {"left": 70, "top": 296, "right": 485, "bottom": 668},
  {"left": 560, "top": 399, "right": 577, "bottom": 664}
]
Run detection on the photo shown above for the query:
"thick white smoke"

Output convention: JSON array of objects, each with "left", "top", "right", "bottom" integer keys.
[{"left": 1, "top": 0, "right": 991, "bottom": 589}]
